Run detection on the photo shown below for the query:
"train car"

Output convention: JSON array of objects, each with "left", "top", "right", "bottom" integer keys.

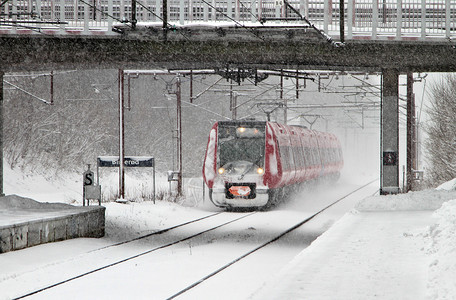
[{"left": 202, "top": 120, "right": 343, "bottom": 209}]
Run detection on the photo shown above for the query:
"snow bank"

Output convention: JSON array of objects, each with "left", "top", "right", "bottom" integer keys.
[
  {"left": 355, "top": 189, "right": 456, "bottom": 211},
  {"left": 424, "top": 199, "right": 456, "bottom": 299},
  {"left": 435, "top": 178, "right": 456, "bottom": 191},
  {"left": 0, "top": 194, "right": 73, "bottom": 210},
  {"left": 355, "top": 179, "right": 456, "bottom": 299}
]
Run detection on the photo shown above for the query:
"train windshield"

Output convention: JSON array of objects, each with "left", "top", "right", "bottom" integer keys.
[{"left": 218, "top": 123, "right": 266, "bottom": 174}]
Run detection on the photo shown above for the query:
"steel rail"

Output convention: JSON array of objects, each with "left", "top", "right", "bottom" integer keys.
[
  {"left": 167, "top": 179, "right": 378, "bottom": 299},
  {"left": 90, "top": 211, "right": 223, "bottom": 252},
  {"left": 14, "top": 211, "right": 257, "bottom": 299}
]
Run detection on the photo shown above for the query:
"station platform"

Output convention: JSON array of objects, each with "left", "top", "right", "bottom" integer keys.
[
  {"left": 252, "top": 189, "right": 456, "bottom": 300},
  {"left": 0, "top": 194, "right": 105, "bottom": 253}
]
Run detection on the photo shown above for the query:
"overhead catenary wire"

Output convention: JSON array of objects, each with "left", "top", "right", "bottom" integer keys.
[
  {"left": 134, "top": 0, "right": 191, "bottom": 41},
  {"left": 3, "top": 80, "right": 52, "bottom": 104},
  {"left": 276, "top": 0, "right": 343, "bottom": 47},
  {"left": 78, "top": 0, "right": 133, "bottom": 29},
  {"left": 197, "top": 0, "right": 266, "bottom": 41},
  {"left": 237, "top": 0, "right": 261, "bottom": 22}
]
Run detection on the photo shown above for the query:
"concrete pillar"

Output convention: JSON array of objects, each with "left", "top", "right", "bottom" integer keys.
[
  {"left": 0, "top": 70, "right": 3, "bottom": 196},
  {"left": 381, "top": 69, "right": 400, "bottom": 195}
]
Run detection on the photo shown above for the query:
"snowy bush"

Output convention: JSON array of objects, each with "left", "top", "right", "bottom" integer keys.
[
  {"left": 425, "top": 199, "right": 456, "bottom": 299},
  {"left": 425, "top": 74, "right": 456, "bottom": 187}
]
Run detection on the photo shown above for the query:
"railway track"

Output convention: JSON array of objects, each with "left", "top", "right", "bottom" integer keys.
[
  {"left": 168, "top": 179, "right": 377, "bottom": 299},
  {"left": 12, "top": 211, "right": 257, "bottom": 299},
  {"left": 11, "top": 180, "right": 377, "bottom": 299}
]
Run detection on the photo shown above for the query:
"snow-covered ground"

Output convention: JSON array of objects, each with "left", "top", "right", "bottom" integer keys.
[
  {"left": 2, "top": 161, "right": 456, "bottom": 299},
  {"left": 252, "top": 189, "right": 456, "bottom": 300}
]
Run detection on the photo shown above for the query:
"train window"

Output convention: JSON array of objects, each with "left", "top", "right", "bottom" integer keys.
[{"left": 218, "top": 123, "right": 266, "bottom": 169}]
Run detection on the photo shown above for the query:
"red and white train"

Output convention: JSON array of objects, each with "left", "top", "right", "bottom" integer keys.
[{"left": 202, "top": 120, "right": 344, "bottom": 209}]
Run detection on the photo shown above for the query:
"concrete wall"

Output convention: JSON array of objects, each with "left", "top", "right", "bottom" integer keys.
[{"left": 0, "top": 207, "right": 105, "bottom": 253}]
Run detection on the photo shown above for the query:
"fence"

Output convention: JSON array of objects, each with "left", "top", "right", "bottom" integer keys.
[{"left": 1, "top": 0, "right": 455, "bottom": 40}]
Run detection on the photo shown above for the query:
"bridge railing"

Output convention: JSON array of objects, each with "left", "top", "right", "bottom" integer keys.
[{"left": 1, "top": 0, "right": 455, "bottom": 41}]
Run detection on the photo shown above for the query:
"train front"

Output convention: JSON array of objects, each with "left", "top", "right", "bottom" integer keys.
[{"left": 203, "top": 121, "right": 269, "bottom": 208}]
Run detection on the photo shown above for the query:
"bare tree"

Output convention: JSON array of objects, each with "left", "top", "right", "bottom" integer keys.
[{"left": 425, "top": 74, "right": 456, "bottom": 186}]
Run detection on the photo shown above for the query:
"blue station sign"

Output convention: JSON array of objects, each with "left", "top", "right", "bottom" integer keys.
[{"left": 97, "top": 156, "right": 154, "bottom": 168}]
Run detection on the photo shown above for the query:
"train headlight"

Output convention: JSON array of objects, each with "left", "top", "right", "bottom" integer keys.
[
  {"left": 257, "top": 167, "right": 264, "bottom": 175},
  {"left": 237, "top": 127, "right": 246, "bottom": 133},
  {"left": 218, "top": 167, "right": 225, "bottom": 175}
]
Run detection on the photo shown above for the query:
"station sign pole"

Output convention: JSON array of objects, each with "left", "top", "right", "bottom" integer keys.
[
  {"left": 119, "top": 69, "right": 125, "bottom": 200},
  {"left": 98, "top": 156, "right": 155, "bottom": 203}
]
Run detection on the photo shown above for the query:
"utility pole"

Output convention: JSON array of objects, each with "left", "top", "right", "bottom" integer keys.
[
  {"left": 280, "top": 70, "right": 287, "bottom": 124},
  {"left": 176, "top": 77, "right": 183, "bottom": 196},
  {"left": 162, "top": 0, "right": 168, "bottom": 40},
  {"left": 406, "top": 72, "right": 416, "bottom": 192},
  {"left": 118, "top": 69, "right": 125, "bottom": 200},
  {"left": 230, "top": 80, "right": 237, "bottom": 120},
  {"left": 339, "top": 0, "right": 345, "bottom": 43}
]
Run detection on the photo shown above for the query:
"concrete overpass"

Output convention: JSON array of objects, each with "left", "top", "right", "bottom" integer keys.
[{"left": 1, "top": 27, "right": 456, "bottom": 72}]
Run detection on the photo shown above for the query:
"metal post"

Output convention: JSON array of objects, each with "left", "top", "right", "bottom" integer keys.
[
  {"left": 347, "top": 0, "right": 353, "bottom": 39},
  {"left": 50, "top": 71, "right": 54, "bottom": 105},
  {"left": 108, "top": 0, "right": 113, "bottom": 32},
  {"left": 179, "top": 0, "right": 184, "bottom": 24},
  {"left": 339, "top": 0, "right": 344, "bottom": 43},
  {"left": 406, "top": 72, "right": 412, "bottom": 192},
  {"left": 230, "top": 81, "right": 233, "bottom": 117},
  {"left": 83, "top": 0, "right": 89, "bottom": 34},
  {"left": 372, "top": 0, "right": 378, "bottom": 39},
  {"left": 0, "top": 70, "right": 4, "bottom": 196},
  {"left": 406, "top": 72, "right": 415, "bottom": 192},
  {"left": 190, "top": 70, "right": 193, "bottom": 103},
  {"left": 12, "top": 0, "right": 17, "bottom": 34},
  {"left": 118, "top": 69, "right": 125, "bottom": 199},
  {"left": 446, "top": 0, "right": 451, "bottom": 39},
  {"left": 420, "top": 0, "right": 426, "bottom": 40},
  {"left": 60, "top": 0, "right": 65, "bottom": 33},
  {"left": 397, "top": 0, "right": 402, "bottom": 40},
  {"left": 153, "top": 160, "right": 156, "bottom": 204},
  {"left": 380, "top": 69, "right": 400, "bottom": 195},
  {"left": 324, "top": 0, "right": 329, "bottom": 32},
  {"left": 251, "top": 0, "right": 256, "bottom": 22},
  {"left": 177, "top": 77, "right": 183, "bottom": 196},
  {"left": 132, "top": 0, "right": 137, "bottom": 29},
  {"left": 227, "top": 0, "right": 232, "bottom": 19},
  {"left": 163, "top": 0, "right": 168, "bottom": 40},
  {"left": 280, "top": 70, "right": 285, "bottom": 123}
]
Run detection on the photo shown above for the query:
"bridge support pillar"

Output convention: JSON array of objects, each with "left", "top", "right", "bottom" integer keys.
[{"left": 380, "top": 69, "right": 400, "bottom": 195}]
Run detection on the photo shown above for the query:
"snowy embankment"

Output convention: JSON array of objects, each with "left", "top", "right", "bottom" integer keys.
[
  {"left": 425, "top": 179, "right": 456, "bottom": 300},
  {"left": 251, "top": 186, "right": 456, "bottom": 300},
  {"left": 359, "top": 187, "right": 456, "bottom": 299}
]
